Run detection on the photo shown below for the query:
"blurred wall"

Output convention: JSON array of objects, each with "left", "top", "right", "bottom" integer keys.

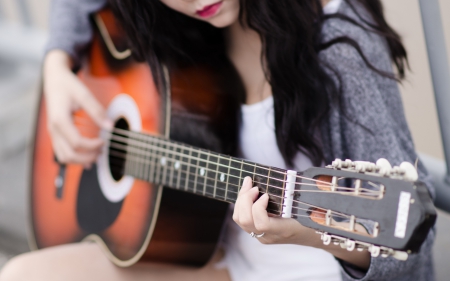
[
  {"left": 382, "top": 0, "right": 449, "bottom": 161},
  {"left": 0, "top": 0, "right": 50, "bottom": 29}
]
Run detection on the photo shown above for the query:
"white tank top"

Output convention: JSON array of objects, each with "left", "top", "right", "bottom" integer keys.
[{"left": 218, "top": 95, "right": 342, "bottom": 281}]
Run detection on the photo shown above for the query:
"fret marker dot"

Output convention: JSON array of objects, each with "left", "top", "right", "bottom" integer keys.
[
  {"left": 160, "top": 157, "right": 166, "bottom": 166},
  {"left": 220, "top": 173, "right": 225, "bottom": 182},
  {"left": 200, "top": 168, "right": 206, "bottom": 176},
  {"left": 174, "top": 161, "right": 180, "bottom": 170}
]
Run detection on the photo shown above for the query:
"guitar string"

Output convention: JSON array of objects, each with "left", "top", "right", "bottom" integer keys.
[
  {"left": 107, "top": 156, "right": 352, "bottom": 220},
  {"left": 73, "top": 117, "right": 338, "bottom": 186},
  {"left": 74, "top": 120, "right": 382, "bottom": 201},
  {"left": 107, "top": 149, "right": 373, "bottom": 218},
  {"left": 70, "top": 121, "right": 379, "bottom": 235},
  {"left": 109, "top": 127, "right": 384, "bottom": 193},
  {"left": 74, "top": 122, "right": 375, "bottom": 224},
  {"left": 76, "top": 118, "right": 393, "bottom": 196},
  {"left": 109, "top": 126, "right": 341, "bottom": 185},
  {"left": 109, "top": 143, "right": 381, "bottom": 197},
  {"left": 109, "top": 135, "right": 381, "bottom": 195},
  {"left": 73, "top": 119, "right": 383, "bottom": 196},
  {"left": 107, "top": 140, "right": 381, "bottom": 196}
]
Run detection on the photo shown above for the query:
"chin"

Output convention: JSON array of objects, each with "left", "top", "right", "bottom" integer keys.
[{"left": 207, "top": 12, "right": 239, "bottom": 28}]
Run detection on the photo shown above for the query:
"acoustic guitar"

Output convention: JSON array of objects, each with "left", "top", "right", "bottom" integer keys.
[{"left": 29, "top": 9, "right": 436, "bottom": 267}]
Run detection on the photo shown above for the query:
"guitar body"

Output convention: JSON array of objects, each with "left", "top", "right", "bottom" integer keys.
[{"left": 30, "top": 10, "right": 239, "bottom": 267}]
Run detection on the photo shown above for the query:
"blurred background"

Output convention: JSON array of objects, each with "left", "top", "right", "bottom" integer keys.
[{"left": 0, "top": 0, "right": 449, "bottom": 279}]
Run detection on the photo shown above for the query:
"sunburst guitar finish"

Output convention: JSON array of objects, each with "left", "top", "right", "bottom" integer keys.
[{"left": 30, "top": 9, "right": 233, "bottom": 267}]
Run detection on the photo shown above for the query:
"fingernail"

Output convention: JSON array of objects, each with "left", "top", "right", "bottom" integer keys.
[{"left": 243, "top": 177, "right": 250, "bottom": 185}]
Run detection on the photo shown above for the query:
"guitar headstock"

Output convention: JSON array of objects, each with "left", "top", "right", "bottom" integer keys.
[{"left": 292, "top": 158, "right": 436, "bottom": 260}]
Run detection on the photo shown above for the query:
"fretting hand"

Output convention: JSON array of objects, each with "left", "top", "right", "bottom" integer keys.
[
  {"left": 233, "top": 176, "right": 371, "bottom": 269},
  {"left": 233, "top": 176, "right": 318, "bottom": 246}
]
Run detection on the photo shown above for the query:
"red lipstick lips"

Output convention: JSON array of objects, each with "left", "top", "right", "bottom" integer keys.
[{"left": 196, "top": 1, "right": 223, "bottom": 18}]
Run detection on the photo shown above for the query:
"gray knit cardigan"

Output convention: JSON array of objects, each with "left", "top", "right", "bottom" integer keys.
[{"left": 46, "top": 0, "right": 435, "bottom": 280}]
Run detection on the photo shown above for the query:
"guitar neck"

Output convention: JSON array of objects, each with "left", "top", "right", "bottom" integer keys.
[{"left": 112, "top": 130, "right": 290, "bottom": 215}]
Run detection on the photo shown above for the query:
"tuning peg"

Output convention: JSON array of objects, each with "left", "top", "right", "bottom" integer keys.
[
  {"left": 344, "top": 159, "right": 353, "bottom": 168},
  {"left": 321, "top": 233, "right": 331, "bottom": 245},
  {"left": 353, "top": 161, "right": 374, "bottom": 172},
  {"left": 400, "top": 162, "right": 418, "bottom": 181},
  {"left": 346, "top": 239, "right": 356, "bottom": 251},
  {"left": 333, "top": 238, "right": 343, "bottom": 246},
  {"left": 376, "top": 158, "right": 392, "bottom": 176},
  {"left": 331, "top": 159, "right": 343, "bottom": 169},
  {"left": 392, "top": 251, "right": 409, "bottom": 261},
  {"left": 369, "top": 245, "right": 381, "bottom": 257},
  {"left": 356, "top": 244, "right": 367, "bottom": 252}
]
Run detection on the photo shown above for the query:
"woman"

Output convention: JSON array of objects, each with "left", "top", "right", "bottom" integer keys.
[{"left": 0, "top": 0, "right": 435, "bottom": 280}]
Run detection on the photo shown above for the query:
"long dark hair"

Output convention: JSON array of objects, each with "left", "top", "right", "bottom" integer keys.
[{"left": 108, "top": 0, "right": 407, "bottom": 167}]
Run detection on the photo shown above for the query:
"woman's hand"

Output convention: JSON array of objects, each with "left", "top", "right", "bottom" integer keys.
[
  {"left": 43, "top": 50, "right": 112, "bottom": 168},
  {"left": 233, "top": 176, "right": 318, "bottom": 246},
  {"left": 233, "top": 176, "right": 371, "bottom": 269}
]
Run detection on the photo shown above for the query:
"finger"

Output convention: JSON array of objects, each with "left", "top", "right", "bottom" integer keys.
[
  {"left": 233, "top": 177, "right": 252, "bottom": 222},
  {"left": 239, "top": 176, "right": 253, "bottom": 193},
  {"left": 237, "top": 186, "right": 260, "bottom": 231},
  {"left": 55, "top": 114, "right": 104, "bottom": 152},
  {"left": 253, "top": 193, "right": 271, "bottom": 233},
  {"left": 233, "top": 177, "right": 252, "bottom": 224},
  {"left": 74, "top": 85, "right": 113, "bottom": 130},
  {"left": 55, "top": 134, "right": 101, "bottom": 165}
]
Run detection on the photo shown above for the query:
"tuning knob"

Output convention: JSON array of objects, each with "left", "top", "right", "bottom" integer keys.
[
  {"left": 392, "top": 251, "right": 409, "bottom": 261},
  {"left": 400, "top": 162, "right": 418, "bottom": 181},
  {"left": 376, "top": 158, "right": 392, "bottom": 176}
]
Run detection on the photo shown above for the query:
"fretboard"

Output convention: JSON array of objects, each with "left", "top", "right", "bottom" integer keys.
[{"left": 110, "top": 130, "right": 289, "bottom": 215}]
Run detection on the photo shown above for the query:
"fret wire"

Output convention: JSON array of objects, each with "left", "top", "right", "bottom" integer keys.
[
  {"left": 108, "top": 131, "right": 291, "bottom": 183},
  {"left": 224, "top": 158, "right": 231, "bottom": 201},
  {"left": 168, "top": 140, "right": 177, "bottom": 187},
  {"left": 185, "top": 147, "right": 192, "bottom": 192},
  {"left": 110, "top": 134, "right": 311, "bottom": 188},
  {"left": 193, "top": 150, "right": 199, "bottom": 194},
  {"left": 148, "top": 136, "right": 156, "bottom": 183},
  {"left": 117, "top": 150, "right": 380, "bottom": 197},
  {"left": 213, "top": 155, "right": 219, "bottom": 199},
  {"left": 109, "top": 129, "right": 337, "bottom": 187},
  {"left": 167, "top": 140, "right": 174, "bottom": 187},
  {"left": 120, "top": 151, "right": 379, "bottom": 204},
  {"left": 266, "top": 167, "right": 271, "bottom": 194},
  {"left": 137, "top": 133, "right": 145, "bottom": 180},
  {"left": 163, "top": 142, "right": 169, "bottom": 185},
  {"left": 141, "top": 132, "right": 150, "bottom": 181},
  {"left": 112, "top": 158, "right": 351, "bottom": 218},
  {"left": 153, "top": 139, "right": 161, "bottom": 184},
  {"left": 203, "top": 153, "right": 210, "bottom": 196},
  {"left": 163, "top": 139, "right": 170, "bottom": 186},
  {"left": 141, "top": 132, "right": 149, "bottom": 181},
  {"left": 253, "top": 163, "right": 257, "bottom": 184},
  {"left": 175, "top": 146, "right": 182, "bottom": 190},
  {"left": 239, "top": 160, "right": 244, "bottom": 193},
  {"left": 109, "top": 141, "right": 380, "bottom": 195},
  {"left": 281, "top": 172, "right": 287, "bottom": 211}
]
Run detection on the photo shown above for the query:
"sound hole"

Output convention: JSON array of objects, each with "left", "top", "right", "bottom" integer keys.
[{"left": 109, "top": 117, "right": 129, "bottom": 181}]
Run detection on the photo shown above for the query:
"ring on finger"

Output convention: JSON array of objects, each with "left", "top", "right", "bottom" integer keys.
[{"left": 250, "top": 232, "right": 265, "bottom": 238}]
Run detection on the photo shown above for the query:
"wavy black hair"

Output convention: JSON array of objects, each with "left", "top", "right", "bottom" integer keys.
[{"left": 108, "top": 0, "right": 407, "bottom": 167}]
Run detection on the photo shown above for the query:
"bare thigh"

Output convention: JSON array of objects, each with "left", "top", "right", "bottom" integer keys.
[{"left": 0, "top": 242, "right": 231, "bottom": 281}]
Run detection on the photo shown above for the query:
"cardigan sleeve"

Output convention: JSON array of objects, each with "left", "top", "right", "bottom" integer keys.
[
  {"left": 46, "top": 0, "right": 107, "bottom": 67},
  {"left": 318, "top": 18, "right": 436, "bottom": 281}
]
